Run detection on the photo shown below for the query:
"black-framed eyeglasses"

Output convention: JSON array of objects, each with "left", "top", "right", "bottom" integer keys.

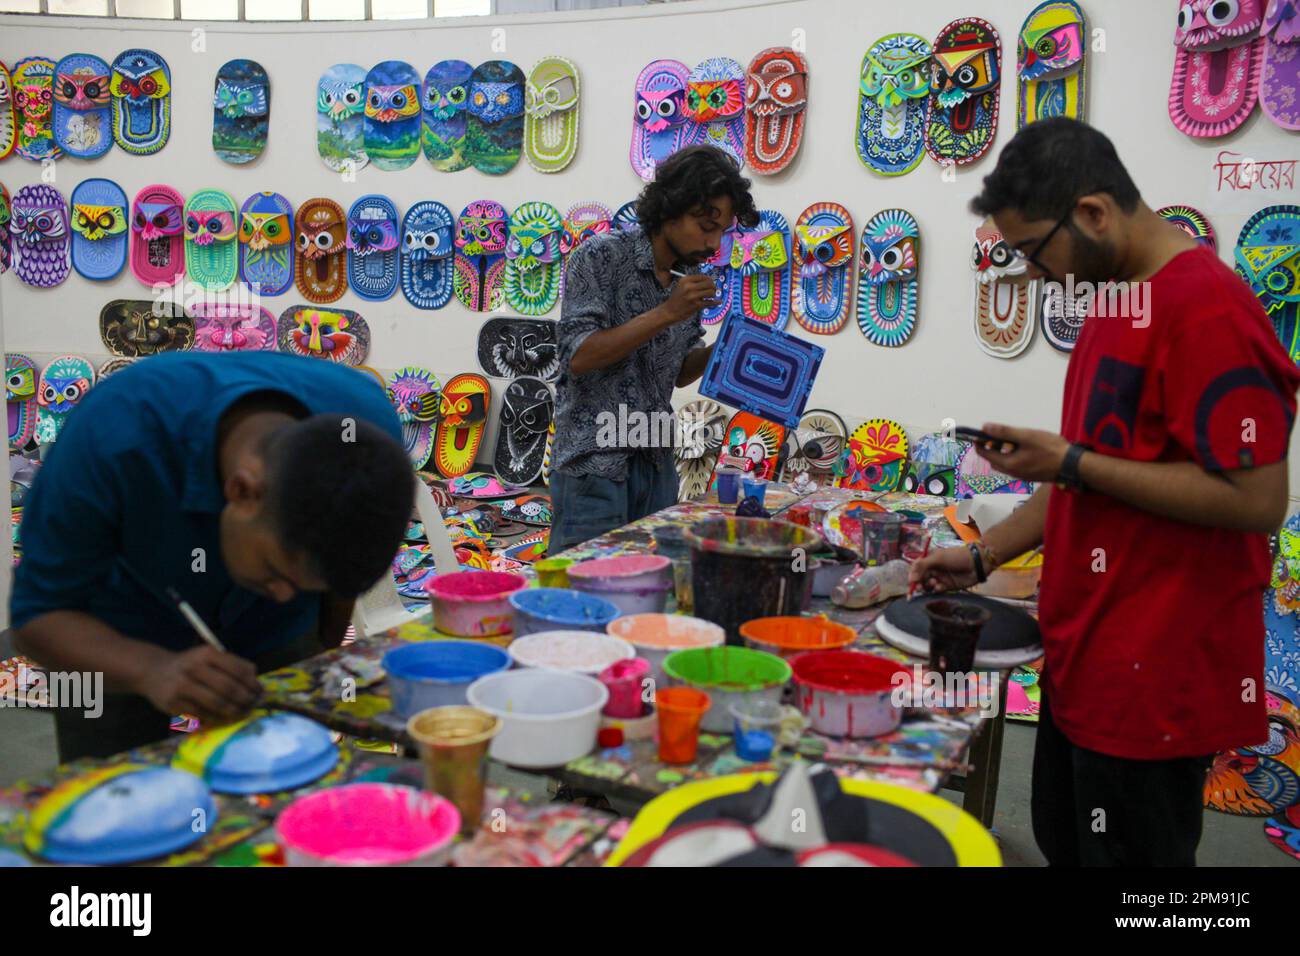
[{"left": 1009, "top": 187, "right": 1111, "bottom": 276}]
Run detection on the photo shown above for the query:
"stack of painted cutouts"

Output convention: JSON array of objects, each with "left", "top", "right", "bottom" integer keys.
[{"left": 477, "top": 317, "right": 559, "bottom": 488}]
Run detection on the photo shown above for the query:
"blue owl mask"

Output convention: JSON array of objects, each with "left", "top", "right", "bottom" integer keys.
[{"left": 468, "top": 81, "right": 524, "bottom": 124}]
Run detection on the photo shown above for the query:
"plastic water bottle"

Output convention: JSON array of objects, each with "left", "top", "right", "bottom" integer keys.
[{"left": 831, "top": 559, "right": 911, "bottom": 609}]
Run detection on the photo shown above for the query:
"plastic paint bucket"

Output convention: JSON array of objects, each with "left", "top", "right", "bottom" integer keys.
[
  {"left": 738, "top": 616, "right": 858, "bottom": 661},
  {"left": 655, "top": 687, "right": 711, "bottom": 764},
  {"left": 741, "top": 477, "right": 768, "bottom": 506},
  {"left": 791, "top": 650, "right": 911, "bottom": 739},
  {"left": 685, "top": 517, "right": 821, "bottom": 646},
  {"left": 598, "top": 657, "right": 652, "bottom": 718},
  {"left": 508, "top": 587, "right": 621, "bottom": 639},
  {"left": 508, "top": 630, "right": 635, "bottom": 675},
  {"left": 534, "top": 557, "right": 573, "bottom": 588},
  {"left": 606, "top": 613, "right": 726, "bottom": 686},
  {"left": 716, "top": 468, "right": 741, "bottom": 504},
  {"left": 425, "top": 570, "right": 527, "bottom": 637},
  {"left": 466, "top": 668, "right": 609, "bottom": 769},
  {"left": 275, "top": 783, "right": 461, "bottom": 866},
  {"left": 661, "top": 645, "right": 792, "bottom": 734},
  {"left": 406, "top": 707, "right": 501, "bottom": 836},
  {"left": 382, "top": 641, "right": 513, "bottom": 718},
  {"left": 567, "top": 554, "right": 672, "bottom": 589}
]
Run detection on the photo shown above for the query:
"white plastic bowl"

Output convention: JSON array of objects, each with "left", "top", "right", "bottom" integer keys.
[
  {"left": 508, "top": 630, "right": 635, "bottom": 675},
  {"left": 466, "top": 668, "right": 609, "bottom": 769}
]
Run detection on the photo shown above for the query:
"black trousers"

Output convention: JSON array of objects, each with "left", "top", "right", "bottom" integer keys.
[
  {"left": 52, "top": 632, "right": 328, "bottom": 764},
  {"left": 1031, "top": 687, "right": 1214, "bottom": 866}
]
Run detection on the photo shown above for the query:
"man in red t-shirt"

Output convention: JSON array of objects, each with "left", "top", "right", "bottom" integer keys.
[{"left": 911, "top": 118, "right": 1300, "bottom": 866}]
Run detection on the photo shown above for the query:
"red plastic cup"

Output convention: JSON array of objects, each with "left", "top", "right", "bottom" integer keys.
[{"left": 655, "top": 687, "right": 711, "bottom": 764}]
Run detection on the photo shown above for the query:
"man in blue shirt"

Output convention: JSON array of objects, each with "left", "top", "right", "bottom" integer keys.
[{"left": 12, "top": 351, "right": 413, "bottom": 761}]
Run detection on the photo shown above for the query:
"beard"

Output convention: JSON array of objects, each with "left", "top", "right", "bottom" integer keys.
[{"left": 1060, "top": 229, "right": 1121, "bottom": 287}]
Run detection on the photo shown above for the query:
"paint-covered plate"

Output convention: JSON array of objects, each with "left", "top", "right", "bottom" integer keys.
[
  {"left": 172, "top": 711, "right": 338, "bottom": 794},
  {"left": 24, "top": 765, "right": 217, "bottom": 865}
]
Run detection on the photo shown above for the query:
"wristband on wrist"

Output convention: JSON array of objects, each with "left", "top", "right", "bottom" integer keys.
[
  {"left": 968, "top": 542, "right": 988, "bottom": 583},
  {"left": 1057, "top": 442, "right": 1089, "bottom": 492}
]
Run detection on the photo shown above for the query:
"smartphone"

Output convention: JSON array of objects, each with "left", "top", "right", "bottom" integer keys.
[{"left": 954, "top": 426, "right": 1018, "bottom": 451}]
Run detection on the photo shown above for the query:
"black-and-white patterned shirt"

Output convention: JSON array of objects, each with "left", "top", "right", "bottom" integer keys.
[{"left": 553, "top": 226, "right": 704, "bottom": 480}]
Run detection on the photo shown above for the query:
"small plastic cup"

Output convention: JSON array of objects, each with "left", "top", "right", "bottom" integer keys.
[
  {"left": 534, "top": 557, "right": 573, "bottom": 588},
  {"left": 740, "top": 477, "right": 768, "bottom": 507},
  {"left": 407, "top": 706, "right": 502, "bottom": 836},
  {"left": 716, "top": 468, "right": 741, "bottom": 505},
  {"left": 925, "top": 599, "right": 992, "bottom": 676},
  {"left": 859, "top": 512, "right": 906, "bottom": 566},
  {"left": 598, "top": 657, "right": 652, "bottom": 719},
  {"left": 655, "top": 687, "right": 711, "bottom": 764},
  {"left": 729, "top": 698, "right": 783, "bottom": 763}
]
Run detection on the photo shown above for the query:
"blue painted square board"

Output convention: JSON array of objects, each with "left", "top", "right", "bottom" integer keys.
[{"left": 699, "top": 314, "right": 824, "bottom": 428}]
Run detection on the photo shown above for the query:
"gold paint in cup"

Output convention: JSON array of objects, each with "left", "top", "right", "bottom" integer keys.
[{"left": 407, "top": 705, "right": 502, "bottom": 836}]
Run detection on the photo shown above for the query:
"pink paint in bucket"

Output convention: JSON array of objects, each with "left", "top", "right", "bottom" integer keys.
[
  {"left": 425, "top": 570, "right": 527, "bottom": 637},
  {"left": 598, "top": 657, "right": 651, "bottom": 718},
  {"left": 275, "top": 783, "right": 460, "bottom": 866},
  {"left": 567, "top": 555, "right": 672, "bottom": 588}
]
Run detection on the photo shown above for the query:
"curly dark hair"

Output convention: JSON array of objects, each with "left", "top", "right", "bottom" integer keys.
[{"left": 634, "top": 145, "right": 760, "bottom": 234}]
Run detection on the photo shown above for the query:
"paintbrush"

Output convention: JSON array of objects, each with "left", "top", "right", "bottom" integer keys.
[{"left": 165, "top": 586, "right": 228, "bottom": 653}]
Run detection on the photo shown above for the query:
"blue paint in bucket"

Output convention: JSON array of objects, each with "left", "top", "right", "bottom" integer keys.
[
  {"left": 508, "top": 587, "right": 621, "bottom": 638},
  {"left": 382, "top": 641, "right": 512, "bottom": 718}
]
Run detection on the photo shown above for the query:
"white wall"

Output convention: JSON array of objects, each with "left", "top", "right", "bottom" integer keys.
[{"left": 3, "top": 0, "right": 1300, "bottom": 499}]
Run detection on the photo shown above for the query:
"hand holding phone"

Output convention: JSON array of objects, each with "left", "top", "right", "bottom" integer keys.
[{"left": 954, "top": 426, "right": 1019, "bottom": 452}]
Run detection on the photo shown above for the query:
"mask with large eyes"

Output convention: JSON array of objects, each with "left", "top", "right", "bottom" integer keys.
[
  {"left": 860, "top": 212, "right": 918, "bottom": 285},
  {"left": 297, "top": 218, "right": 345, "bottom": 260},
  {"left": 560, "top": 204, "right": 612, "bottom": 255},
  {"left": 109, "top": 61, "right": 170, "bottom": 104},
  {"left": 931, "top": 31, "right": 1000, "bottom": 107},
  {"left": 214, "top": 78, "right": 268, "bottom": 119},
  {"left": 291, "top": 309, "right": 355, "bottom": 357},
  {"left": 6, "top": 366, "right": 34, "bottom": 401},
  {"left": 971, "top": 224, "right": 1028, "bottom": 282},
  {"left": 37, "top": 357, "right": 94, "bottom": 415},
  {"left": 318, "top": 77, "right": 364, "bottom": 120},
  {"left": 54, "top": 71, "right": 110, "bottom": 110},
  {"left": 387, "top": 368, "right": 441, "bottom": 425},
  {"left": 198, "top": 310, "right": 271, "bottom": 351},
  {"left": 1174, "top": 0, "right": 1264, "bottom": 51},
  {"left": 745, "top": 61, "right": 807, "bottom": 117},
  {"left": 365, "top": 84, "right": 420, "bottom": 122},
  {"left": 424, "top": 82, "right": 468, "bottom": 118},
  {"left": 182, "top": 210, "right": 234, "bottom": 247},
  {"left": 10, "top": 204, "right": 68, "bottom": 246},
  {"left": 501, "top": 381, "right": 554, "bottom": 434},
  {"left": 346, "top": 215, "right": 399, "bottom": 256},
  {"left": 860, "top": 50, "right": 932, "bottom": 107},
  {"left": 438, "top": 388, "right": 487, "bottom": 427},
  {"left": 403, "top": 225, "right": 453, "bottom": 262},
  {"left": 468, "top": 81, "right": 524, "bottom": 123},
  {"left": 1019, "top": 4, "right": 1087, "bottom": 80},
  {"left": 456, "top": 202, "right": 508, "bottom": 256},
  {"left": 633, "top": 60, "right": 690, "bottom": 137},
  {"left": 71, "top": 204, "right": 127, "bottom": 242},
  {"left": 239, "top": 212, "right": 290, "bottom": 252},
  {"left": 505, "top": 205, "right": 562, "bottom": 272},
  {"left": 795, "top": 224, "right": 853, "bottom": 277},
  {"left": 685, "top": 78, "right": 744, "bottom": 122},
  {"left": 730, "top": 230, "right": 789, "bottom": 275},
  {"left": 14, "top": 83, "right": 53, "bottom": 121},
  {"left": 131, "top": 201, "right": 181, "bottom": 241}
]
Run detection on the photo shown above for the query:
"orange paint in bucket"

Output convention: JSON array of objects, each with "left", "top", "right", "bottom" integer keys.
[{"left": 738, "top": 616, "right": 857, "bottom": 660}]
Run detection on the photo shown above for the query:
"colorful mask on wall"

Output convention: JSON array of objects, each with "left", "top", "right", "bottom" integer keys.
[
  {"left": 53, "top": 53, "right": 112, "bottom": 159},
  {"left": 110, "top": 49, "right": 170, "bottom": 155},
  {"left": 684, "top": 57, "right": 746, "bottom": 166},
  {"left": 317, "top": 63, "right": 368, "bottom": 173},
  {"left": 69, "top": 178, "right": 128, "bottom": 282},
  {"left": 494, "top": 376, "right": 554, "bottom": 487},
  {"left": 700, "top": 315, "right": 824, "bottom": 429},
  {"left": 712, "top": 411, "right": 785, "bottom": 483},
  {"left": 674, "top": 398, "right": 728, "bottom": 500},
  {"left": 559, "top": 200, "right": 611, "bottom": 297},
  {"left": 182, "top": 187, "right": 238, "bottom": 291},
  {"left": 364, "top": 60, "right": 421, "bottom": 172},
  {"left": 466, "top": 60, "right": 526, "bottom": 175},
  {"left": 730, "top": 209, "right": 792, "bottom": 329},
  {"left": 972, "top": 221, "right": 1039, "bottom": 359},
  {"left": 99, "top": 300, "right": 194, "bottom": 357},
  {"left": 347, "top": 194, "right": 400, "bottom": 302},
  {"left": 192, "top": 303, "right": 276, "bottom": 352},
  {"left": 783, "top": 408, "right": 848, "bottom": 483},
  {"left": 0, "top": 184, "right": 8, "bottom": 274},
  {"left": 9, "top": 184, "right": 69, "bottom": 289},
  {"left": 957, "top": 442, "right": 1033, "bottom": 496},
  {"left": 13, "top": 57, "right": 60, "bottom": 162},
  {"left": 213, "top": 59, "right": 269, "bottom": 165},
  {"left": 387, "top": 367, "right": 441, "bottom": 470},
  {"left": 477, "top": 316, "right": 559, "bottom": 381},
  {"left": 422, "top": 59, "right": 473, "bottom": 173},
  {"left": 857, "top": 35, "right": 932, "bottom": 177},
  {"left": 631, "top": 58, "right": 691, "bottom": 182},
  {"left": 504, "top": 201, "right": 563, "bottom": 316},
  {"left": 700, "top": 221, "right": 744, "bottom": 326},
  {"left": 792, "top": 202, "right": 855, "bottom": 336},
  {"left": 295, "top": 197, "right": 347, "bottom": 304},
  {"left": 1157, "top": 204, "right": 1218, "bottom": 250},
  {"left": 856, "top": 208, "right": 920, "bottom": 347},
  {"left": 1263, "top": 0, "right": 1300, "bottom": 129},
  {"left": 434, "top": 372, "right": 491, "bottom": 479},
  {"left": 277, "top": 305, "right": 370, "bottom": 367},
  {"left": 1041, "top": 282, "right": 1092, "bottom": 353},
  {"left": 6, "top": 354, "right": 38, "bottom": 451},
  {"left": 926, "top": 18, "right": 1001, "bottom": 166},
  {"left": 1236, "top": 205, "right": 1300, "bottom": 364},
  {"left": 35, "top": 355, "right": 95, "bottom": 445},
  {"left": 0, "top": 62, "right": 14, "bottom": 161},
  {"left": 1170, "top": 0, "right": 1264, "bottom": 136},
  {"left": 1267, "top": 513, "right": 1300, "bottom": 706},
  {"left": 903, "top": 433, "right": 964, "bottom": 498},
  {"left": 1018, "top": 0, "right": 1088, "bottom": 128},
  {"left": 525, "top": 55, "right": 579, "bottom": 173},
  {"left": 239, "top": 191, "right": 293, "bottom": 297},
  {"left": 839, "top": 419, "right": 910, "bottom": 492},
  {"left": 130, "top": 183, "right": 183, "bottom": 288},
  {"left": 455, "top": 199, "right": 508, "bottom": 312},
  {"left": 745, "top": 47, "right": 808, "bottom": 175},
  {"left": 401, "top": 200, "right": 455, "bottom": 310},
  {"left": 613, "top": 201, "right": 640, "bottom": 231}
]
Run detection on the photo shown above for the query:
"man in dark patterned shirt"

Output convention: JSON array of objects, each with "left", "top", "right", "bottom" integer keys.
[{"left": 549, "top": 146, "right": 759, "bottom": 552}]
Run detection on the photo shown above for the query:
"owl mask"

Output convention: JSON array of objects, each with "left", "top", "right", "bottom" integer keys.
[
  {"left": 68, "top": 178, "right": 127, "bottom": 283},
  {"left": 683, "top": 57, "right": 746, "bottom": 167},
  {"left": 13, "top": 57, "right": 60, "bottom": 162},
  {"left": 926, "top": 18, "right": 1002, "bottom": 167},
  {"left": 857, "top": 35, "right": 932, "bottom": 177},
  {"left": 386, "top": 367, "right": 441, "bottom": 470},
  {"left": 364, "top": 60, "right": 422, "bottom": 172},
  {"left": 35, "top": 355, "right": 95, "bottom": 445},
  {"left": 465, "top": 60, "right": 526, "bottom": 176},
  {"left": 0, "top": 62, "right": 15, "bottom": 161},
  {"left": 476, "top": 317, "right": 560, "bottom": 381},
  {"left": 1018, "top": 0, "right": 1088, "bottom": 129},
  {"left": 401, "top": 200, "right": 455, "bottom": 310},
  {"left": 110, "top": 49, "right": 170, "bottom": 155},
  {"left": 434, "top": 372, "right": 491, "bottom": 479},
  {"left": 494, "top": 377, "right": 554, "bottom": 487},
  {"left": 1236, "top": 204, "right": 1300, "bottom": 364},
  {"left": 130, "top": 184, "right": 183, "bottom": 288},
  {"left": 793, "top": 202, "right": 855, "bottom": 336},
  {"left": 559, "top": 200, "right": 612, "bottom": 298},
  {"left": 1261, "top": 1, "right": 1300, "bottom": 130},
  {"left": 972, "top": 221, "right": 1040, "bottom": 359},
  {"left": 700, "top": 220, "right": 745, "bottom": 327},
  {"left": 525, "top": 55, "right": 580, "bottom": 174},
  {"left": 294, "top": 197, "right": 347, "bottom": 304},
  {"left": 7, "top": 353, "right": 38, "bottom": 451},
  {"left": 99, "top": 300, "right": 195, "bottom": 357},
  {"left": 9, "top": 184, "right": 70, "bottom": 289},
  {"left": 277, "top": 306, "right": 370, "bottom": 367},
  {"left": 192, "top": 304, "right": 276, "bottom": 352},
  {"left": 728, "top": 210, "right": 792, "bottom": 329},
  {"left": 745, "top": 47, "right": 808, "bottom": 175},
  {"left": 856, "top": 209, "right": 920, "bottom": 348},
  {"left": 454, "top": 200, "right": 509, "bottom": 313},
  {"left": 53, "top": 53, "right": 112, "bottom": 160},
  {"left": 1170, "top": 0, "right": 1264, "bottom": 136},
  {"left": 631, "top": 59, "right": 691, "bottom": 181},
  {"left": 673, "top": 398, "right": 727, "bottom": 500},
  {"left": 504, "top": 201, "right": 563, "bottom": 316},
  {"left": 317, "top": 63, "right": 368, "bottom": 173},
  {"left": 183, "top": 187, "right": 238, "bottom": 291},
  {"left": 422, "top": 59, "right": 473, "bottom": 172},
  {"left": 213, "top": 59, "right": 270, "bottom": 165},
  {"left": 347, "top": 194, "right": 400, "bottom": 302},
  {"left": 238, "top": 191, "right": 293, "bottom": 297},
  {"left": 711, "top": 412, "right": 785, "bottom": 483}
]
